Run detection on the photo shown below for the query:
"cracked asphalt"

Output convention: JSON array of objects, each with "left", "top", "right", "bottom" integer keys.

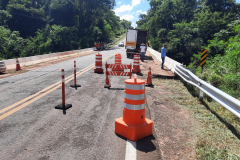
[{"left": 0, "top": 43, "right": 161, "bottom": 160}]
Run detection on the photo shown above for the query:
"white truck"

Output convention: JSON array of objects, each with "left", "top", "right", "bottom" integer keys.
[{"left": 125, "top": 29, "right": 149, "bottom": 58}]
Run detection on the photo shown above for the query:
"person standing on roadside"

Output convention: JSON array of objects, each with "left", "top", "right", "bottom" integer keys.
[
  {"left": 140, "top": 43, "right": 146, "bottom": 61},
  {"left": 161, "top": 44, "right": 167, "bottom": 69}
]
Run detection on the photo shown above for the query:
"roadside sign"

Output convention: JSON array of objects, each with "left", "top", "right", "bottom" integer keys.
[{"left": 200, "top": 49, "right": 207, "bottom": 66}]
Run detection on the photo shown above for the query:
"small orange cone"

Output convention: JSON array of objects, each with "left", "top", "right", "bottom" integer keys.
[
  {"left": 146, "top": 67, "right": 153, "bottom": 86},
  {"left": 104, "top": 74, "right": 111, "bottom": 88},
  {"left": 115, "top": 74, "right": 153, "bottom": 141},
  {"left": 16, "top": 57, "right": 21, "bottom": 71}
]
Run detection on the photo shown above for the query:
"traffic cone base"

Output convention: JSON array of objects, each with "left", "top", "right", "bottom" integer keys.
[
  {"left": 94, "top": 68, "right": 103, "bottom": 73},
  {"left": 70, "top": 84, "right": 81, "bottom": 88},
  {"left": 104, "top": 82, "right": 111, "bottom": 88},
  {"left": 115, "top": 117, "right": 153, "bottom": 141},
  {"left": 55, "top": 104, "right": 72, "bottom": 110}
]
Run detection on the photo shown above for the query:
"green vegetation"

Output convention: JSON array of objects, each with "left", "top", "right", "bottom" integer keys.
[
  {"left": 0, "top": 0, "right": 132, "bottom": 59},
  {"left": 154, "top": 78, "right": 240, "bottom": 159},
  {"left": 137, "top": 0, "right": 240, "bottom": 99}
]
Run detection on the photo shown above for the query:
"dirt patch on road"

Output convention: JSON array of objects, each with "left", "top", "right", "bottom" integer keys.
[
  {"left": 0, "top": 50, "right": 98, "bottom": 80},
  {"left": 139, "top": 51, "right": 196, "bottom": 159}
]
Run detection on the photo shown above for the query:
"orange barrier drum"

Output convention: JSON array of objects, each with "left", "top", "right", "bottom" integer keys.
[
  {"left": 112, "top": 53, "right": 124, "bottom": 72},
  {"left": 115, "top": 75, "right": 153, "bottom": 141},
  {"left": 132, "top": 55, "right": 141, "bottom": 73},
  {"left": 94, "top": 53, "right": 103, "bottom": 73}
]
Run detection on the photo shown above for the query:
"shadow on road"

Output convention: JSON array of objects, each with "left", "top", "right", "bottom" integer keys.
[
  {"left": 145, "top": 84, "right": 154, "bottom": 88},
  {"left": 152, "top": 74, "right": 175, "bottom": 79},
  {"left": 135, "top": 72, "right": 143, "bottom": 76},
  {"left": 0, "top": 72, "right": 7, "bottom": 75},
  {"left": 115, "top": 134, "right": 157, "bottom": 153},
  {"left": 144, "top": 55, "right": 154, "bottom": 60},
  {"left": 108, "top": 88, "right": 124, "bottom": 90},
  {"left": 136, "top": 135, "right": 157, "bottom": 153}
]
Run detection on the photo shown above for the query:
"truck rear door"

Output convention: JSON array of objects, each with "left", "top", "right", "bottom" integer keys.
[{"left": 126, "top": 29, "right": 137, "bottom": 50}]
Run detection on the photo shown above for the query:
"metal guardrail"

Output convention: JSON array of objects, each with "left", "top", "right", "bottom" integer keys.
[{"left": 148, "top": 47, "right": 240, "bottom": 118}]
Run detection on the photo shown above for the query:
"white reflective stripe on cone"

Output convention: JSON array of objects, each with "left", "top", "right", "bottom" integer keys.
[
  {"left": 62, "top": 79, "right": 65, "bottom": 82},
  {"left": 135, "top": 57, "right": 140, "bottom": 59},
  {"left": 134, "top": 60, "right": 140, "bottom": 62},
  {"left": 62, "top": 72, "right": 64, "bottom": 76},
  {"left": 95, "top": 60, "right": 102, "bottom": 61},
  {"left": 95, "top": 66, "right": 102, "bottom": 68},
  {"left": 125, "top": 83, "right": 144, "bottom": 90},
  {"left": 133, "top": 63, "right": 140, "bottom": 65},
  {"left": 16, "top": 62, "right": 19, "bottom": 64},
  {"left": 124, "top": 103, "right": 145, "bottom": 110},
  {"left": 124, "top": 93, "right": 144, "bottom": 100}
]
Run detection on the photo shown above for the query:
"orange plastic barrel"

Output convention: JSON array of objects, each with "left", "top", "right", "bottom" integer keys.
[
  {"left": 115, "top": 75, "right": 153, "bottom": 141},
  {"left": 132, "top": 55, "right": 140, "bottom": 73},
  {"left": 94, "top": 53, "right": 103, "bottom": 73},
  {"left": 112, "top": 53, "right": 124, "bottom": 71}
]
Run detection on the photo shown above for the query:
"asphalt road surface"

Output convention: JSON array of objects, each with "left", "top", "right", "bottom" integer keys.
[{"left": 0, "top": 43, "right": 162, "bottom": 160}]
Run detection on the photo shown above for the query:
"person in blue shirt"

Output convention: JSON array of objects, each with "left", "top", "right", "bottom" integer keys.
[{"left": 161, "top": 44, "right": 167, "bottom": 69}]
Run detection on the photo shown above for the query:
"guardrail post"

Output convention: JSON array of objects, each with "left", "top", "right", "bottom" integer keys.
[{"left": 199, "top": 90, "right": 203, "bottom": 99}]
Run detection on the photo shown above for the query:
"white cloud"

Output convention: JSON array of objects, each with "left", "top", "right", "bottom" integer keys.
[
  {"left": 132, "top": 0, "right": 141, "bottom": 7},
  {"left": 114, "top": 4, "right": 133, "bottom": 15},
  {"left": 131, "top": 22, "right": 138, "bottom": 28},
  {"left": 114, "top": 0, "right": 141, "bottom": 15},
  {"left": 120, "top": 14, "right": 134, "bottom": 21},
  {"left": 136, "top": 10, "right": 147, "bottom": 15}
]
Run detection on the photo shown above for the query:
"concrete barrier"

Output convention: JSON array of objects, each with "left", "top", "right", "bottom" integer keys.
[
  {"left": 3, "top": 48, "right": 92, "bottom": 69},
  {"left": 147, "top": 47, "right": 181, "bottom": 73}
]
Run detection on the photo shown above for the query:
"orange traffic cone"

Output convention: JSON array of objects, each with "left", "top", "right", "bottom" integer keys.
[
  {"left": 104, "top": 74, "right": 111, "bottom": 88},
  {"left": 146, "top": 67, "right": 153, "bottom": 86},
  {"left": 16, "top": 57, "right": 21, "bottom": 71},
  {"left": 112, "top": 53, "right": 124, "bottom": 72},
  {"left": 115, "top": 74, "right": 153, "bottom": 141}
]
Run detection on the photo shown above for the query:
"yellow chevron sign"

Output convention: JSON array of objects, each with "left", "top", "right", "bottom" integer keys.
[{"left": 200, "top": 49, "right": 207, "bottom": 66}]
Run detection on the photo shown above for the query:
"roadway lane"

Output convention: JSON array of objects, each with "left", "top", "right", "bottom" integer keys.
[{"left": 0, "top": 43, "right": 161, "bottom": 160}]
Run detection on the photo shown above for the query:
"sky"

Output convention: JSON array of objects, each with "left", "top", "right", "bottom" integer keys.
[
  {"left": 113, "top": 0, "right": 150, "bottom": 28},
  {"left": 114, "top": 0, "right": 240, "bottom": 28}
]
